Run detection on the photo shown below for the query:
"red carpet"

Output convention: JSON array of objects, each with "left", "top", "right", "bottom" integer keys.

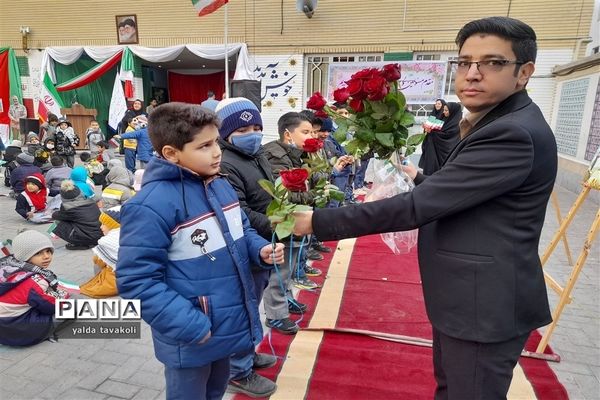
[{"left": 234, "top": 235, "right": 568, "bottom": 400}]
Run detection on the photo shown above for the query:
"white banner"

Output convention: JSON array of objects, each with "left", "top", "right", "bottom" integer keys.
[
  {"left": 108, "top": 73, "right": 127, "bottom": 130},
  {"left": 327, "top": 61, "right": 447, "bottom": 104}
]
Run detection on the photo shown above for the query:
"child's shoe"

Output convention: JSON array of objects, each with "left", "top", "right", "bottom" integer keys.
[
  {"left": 266, "top": 318, "right": 299, "bottom": 335},
  {"left": 227, "top": 371, "right": 277, "bottom": 397},
  {"left": 304, "top": 265, "right": 322, "bottom": 277},
  {"left": 292, "top": 276, "right": 319, "bottom": 290}
]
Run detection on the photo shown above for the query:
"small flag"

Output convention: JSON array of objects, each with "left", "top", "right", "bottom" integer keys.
[
  {"left": 108, "top": 137, "right": 121, "bottom": 149},
  {"left": 192, "top": 0, "right": 228, "bottom": 17},
  {"left": 423, "top": 116, "right": 445, "bottom": 132},
  {"left": 57, "top": 279, "right": 80, "bottom": 295}
]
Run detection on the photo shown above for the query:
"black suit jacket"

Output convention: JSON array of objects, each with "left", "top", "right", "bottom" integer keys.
[{"left": 313, "top": 90, "right": 555, "bottom": 343}]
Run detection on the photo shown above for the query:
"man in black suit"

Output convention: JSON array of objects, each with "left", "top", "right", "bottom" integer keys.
[{"left": 293, "top": 17, "right": 556, "bottom": 400}]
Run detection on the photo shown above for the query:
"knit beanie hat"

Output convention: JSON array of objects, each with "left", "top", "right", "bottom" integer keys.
[
  {"left": 99, "top": 207, "right": 121, "bottom": 230},
  {"left": 60, "top": 179, "right": 81, "bottom": 200},
  {"left": 12, "top": 230, "right": 54, "bottom": 262},
  {"left": 27, "top": 132, "right": 39, "bottom": 141},
  {"left": 16, "top": 152, "right": 35, "bottom": 165},
  {"left": 215, "top": 97, "right": 263, "bottom": 140}
]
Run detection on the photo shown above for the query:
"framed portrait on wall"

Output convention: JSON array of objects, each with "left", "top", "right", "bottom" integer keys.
[{"left": 116, "top": 15, "right": 138, "bottom": 45}]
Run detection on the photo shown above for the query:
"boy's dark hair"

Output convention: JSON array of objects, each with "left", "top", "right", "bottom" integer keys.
[
  {"left": 50, "top": 155, "right": 63, "bottom": 167},
  {"left": 456, "top": 17, "right": 537, "bottom": 65},
  {"left": 96, "top": 141, "right": 108, "bottom": 149},
  {"left": 148, "top": 102, "right": 220, "bottom": 153},
  {"left": 299, "top": 110, "right": 321, "bottom": 127},
  {"left": 277, "top": 112, "right": 312, "bottom": 139},
  {"left": 48, "top": 114, "right": 59, "bottom": 123},
  {"left": 79, "top": 152, "right": 92, "bottom": 162}
]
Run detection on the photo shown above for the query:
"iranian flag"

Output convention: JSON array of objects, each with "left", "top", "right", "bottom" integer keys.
[
  {"left": 37, "top": 73, "right": 64, "bottom": 123},
  {"left": 192, "top": 0, "right": 228, "bottom": 16}
]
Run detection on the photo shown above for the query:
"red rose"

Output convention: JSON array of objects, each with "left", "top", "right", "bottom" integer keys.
[
  {"left": 364, "top": 76, "right": 388, "bottom": 101},
  {"left": 333, "top": 87, "right": 350, "bottom": 103},
  {"left": 349, "top": 97, "right": 364, "bottom": 113},
  {"left": 346, "top": 79, "right": 363, "bottom": 96},
  {"left": 351, "top": 68, "right": 379, "bottom": 80},
  {"left": 381, "top": 64, "right": 401, "bottom": 82},
  {"left": 303, "top": 138, "right": 324, "bottom": 153},
  {"left": 306, "top": 92, "right": 327, "bottom": 110},
  {"left": 280, "top": 168, "right": 309, "bottom": 192},
  {"left": 314, "top": 109, "right": 328, "bottom": 118}
]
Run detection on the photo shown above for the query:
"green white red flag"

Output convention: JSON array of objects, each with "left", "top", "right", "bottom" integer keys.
[
  {"left": 192, "top": 0, "right": 228, "bottom": 16},
  {"left": 37, "top": 73, "right": 64, "bottom": 122}
]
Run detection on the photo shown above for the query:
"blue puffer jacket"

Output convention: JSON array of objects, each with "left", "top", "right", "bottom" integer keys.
[
  {"left": 116, "top": 157, "right": 269, "bottom": 368},
  {"left": 119, "top": 128, "right": 154, "bottom": 162}
]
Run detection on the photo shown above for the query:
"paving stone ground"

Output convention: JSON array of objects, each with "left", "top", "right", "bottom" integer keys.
[{"left": 0, "top": 158, "right": 597, "bottom": 399}]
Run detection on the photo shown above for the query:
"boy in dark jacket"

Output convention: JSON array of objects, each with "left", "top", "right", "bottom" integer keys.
[
  {"left": 216, "top": 98, "right": 281, "bottom": 397},
  {"left": 10, "top": 153, "right": 42, "bottom": 195},
  {"left": 116, "top": 102, "right": 284, "bottom": 400},
  {"left": 3, "top": 139, "right": 23, "bottom": 187},
  {"left": 45, "top": 155, "right": 72, "bottom": 197},
  {"left": 0, "top": 230, "right": 69, "bottom": 346},
  {"left": 52, "top": 180, "right": 103, "bottom": 250}
]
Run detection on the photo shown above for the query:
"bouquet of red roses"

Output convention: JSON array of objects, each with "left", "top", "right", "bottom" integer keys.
[
  {"left": 307, "top": 63, "right": 424, "bottom": 160},
  {"left": 258, "top": 138, "right": 344, "bottom": 238}
]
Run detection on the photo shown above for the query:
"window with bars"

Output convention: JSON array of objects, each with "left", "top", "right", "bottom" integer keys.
[
  {"left": 16, "top": 56, "right": 30, "bottom": 77},
  {"left": 305, "top": 54, "right": 383, "bottom": 99}
]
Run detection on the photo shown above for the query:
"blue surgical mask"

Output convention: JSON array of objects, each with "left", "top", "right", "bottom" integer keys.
[{"left": 231, "top": 132, "right": 263, "bottom": 155}]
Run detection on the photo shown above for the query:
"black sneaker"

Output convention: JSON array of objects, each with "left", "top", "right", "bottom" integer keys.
[
  {"left": 288, "top": 300, "right": 308, "bottom": 314},
  {"left": 304, "top": 265, "right": 322, "bottom": 277},
  {"left": 227, "top": 371, "right": 277, "bottom": 398},
  {"left": 266, "top": 318, "right": 299, "bottom": 335},
  {"left": 306, "top": 248, "right": 324, "bottom": 261},
  {"left": 312, "top": 242, "right": 332, "bottom": 253},
  {"left": 253, "top": 352, "right": 277, "bottom": 369}
]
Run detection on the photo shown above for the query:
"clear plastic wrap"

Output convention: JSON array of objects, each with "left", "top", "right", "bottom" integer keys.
[{"left": 364, "top": 158, "right": 418, "bottom": 254}]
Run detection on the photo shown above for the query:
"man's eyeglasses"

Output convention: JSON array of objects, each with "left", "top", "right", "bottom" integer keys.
[{"left": 449, "top": 59, "right": 525, "bottom": 74}]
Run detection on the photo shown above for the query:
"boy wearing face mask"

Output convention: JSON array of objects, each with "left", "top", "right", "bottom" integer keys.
[{"left": 216, "top": 98, "right": 279, "bottom": 398}]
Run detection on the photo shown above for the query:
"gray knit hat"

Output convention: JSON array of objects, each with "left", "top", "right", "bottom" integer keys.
[{"left": 12, "top": 230, "right": 54, "bottom": 262}]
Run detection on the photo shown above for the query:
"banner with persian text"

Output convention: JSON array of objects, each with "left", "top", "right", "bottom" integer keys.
[{"left": 327, "top": 61, "right": 447, "bottom": 104}]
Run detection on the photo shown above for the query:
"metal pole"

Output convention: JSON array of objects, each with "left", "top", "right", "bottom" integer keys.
[{"left": 224, "top": 3, "right": 229, "bottom": 98}]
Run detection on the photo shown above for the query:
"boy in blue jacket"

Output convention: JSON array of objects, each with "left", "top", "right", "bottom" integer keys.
[{"left": 116, "top": 102, "right": 284, "bottom": 400}]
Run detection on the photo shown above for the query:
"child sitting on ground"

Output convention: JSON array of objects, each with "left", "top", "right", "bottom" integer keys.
[
  {"left": 44, "top": 155, "right": 72, "bottom": 197},
  {"left": 85, "top": 119, "right": 104, "bottom": 154},
  {"left": 116, "top": 102, "right": 285, "bottom": 400},
  {"left": 15, "top": 173, "right": 50, "bottom": 223},
  {"left": 101, "top": 165, "right": 135, "bottom": 210},
  {"left": 70, "top": 166, "right": 96, "bottom": 199},
  {"left": 51, "top": 180, "right": 103, "bottom": 250},
  {"left": 0, "top": 230, "right": 69, "bottom": 346},
  {"left": 80, "top": 151, "right": 108, "bottom": 186},
  {"left": 10, "top": 153, "right": 42, "bottom": 195},
  {"left": 96, "top": 141, "right": 114, "bottom": 164},
  {"left": 80, "top": 207, "right": 121, "bottom": 298},
  {"left": 26, "top": 132, "right": 43, "bottom": 156}
]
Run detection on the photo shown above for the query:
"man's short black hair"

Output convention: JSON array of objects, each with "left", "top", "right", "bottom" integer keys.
[
  {"left": 277, "top": 112, "right": 313, "bottom": 139},
  {"left": 148, "top": 102, "right": 220, "bottom": 153},
  {"left": 456, "top": 17, "right": 537, "bottom": 64},
  {"left": 207, "top": 90, "right": 215, "bottom": 98},
  {"left": 50, "top": 155, "right": 63, "bottom": 167}
]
